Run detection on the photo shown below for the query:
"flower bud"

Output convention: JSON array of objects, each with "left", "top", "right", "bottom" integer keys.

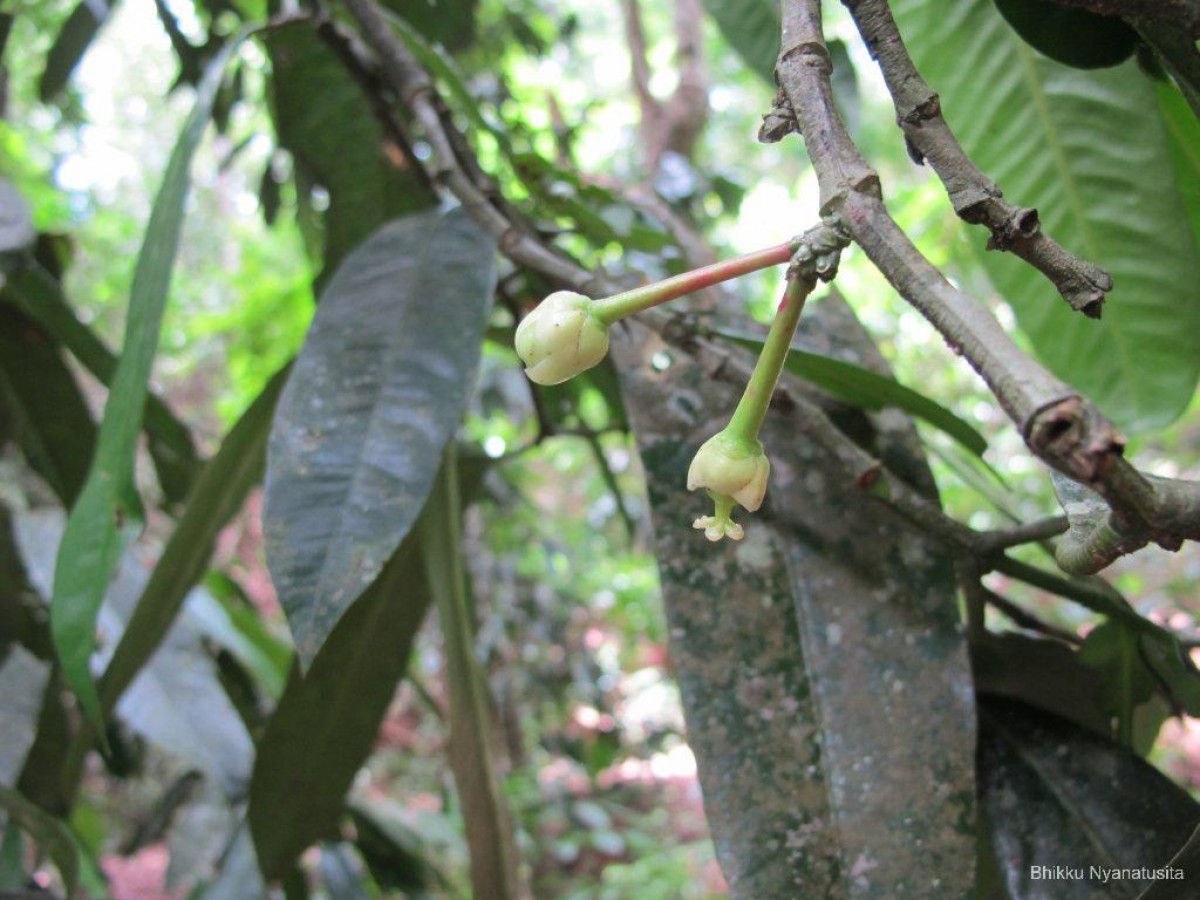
[
  {"left": 514, "top": 291, "right": 610, "bottom": 385},
  {"left": 686, "top": 431, "right": 770, "bottom": 512}
]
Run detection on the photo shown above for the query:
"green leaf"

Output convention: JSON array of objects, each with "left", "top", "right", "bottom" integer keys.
[
  {"left": 0, "top": 304, "right": 96, "bottom": 506},
  {"left": 1139, "top": 824, "right": 1200, "bottom": 899},
  {"left": 264, "top": 20, "right": 436, "bottom": 281},
  {"left": 894, "top": 0, "right": 1200, "bottom": 432},
  {"left": 98, "top": 368, "right": 286, "bottom": 713},
  {"left": 264, "top": 207, "right": 496, "bottom": 666},
  {"left": 247, "top": 532, "right": 433, "bottom": 879},
  {"left": 0, "top": 785, "right": 78, "bottom": 897},
  {"left": 48, "top": 36, "right": 244, "bottom": 729},
  {"left": 613, "top": 295, "right": 977, "bottom": 895},
  {"left": 980, "top": 696, "right": 1200, "bottom": 898},
  {"left": 419, "top": 452, "right": 519, "bottom": 899},
  {"left": 1077, "top": 621, "right": 1157, "bottom": 747},
  {"left": 992, "top": 0, "right": 1137, "bottom": 70},
  {"left": 349, "top": 801, "right": 446, "bottom": 895},
  {"left": 2, "top": 263, "right": 200, "bottom": 504},
  {"left": 381, "top": 0, "right": 477, "bottom": 52},
  {"left": 699, "top": 0, "right": 779, "bottom": 85},
  {"left": 37, "top": 0, "right": 118, "bottom": 102},
  {"left": 715, "top": 327, "right": 989, "bottom": 456}
]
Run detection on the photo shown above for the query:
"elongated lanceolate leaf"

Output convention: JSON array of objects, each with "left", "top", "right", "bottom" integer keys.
[
  {"left": 48, "top": 36, "right": 243, "bottom": 728},
  {"left": 264, "top": 207, "right": 496, "bottom": 666},
  {"left": 716, "top": 327, "right": 988, "bottom": 455},
  {"left": 420, "top": 453, "right": 518, "bottom": 899},
  {"left": 0, "top": 647, "right": 50, "bottom": 785},
  {"left": 248, "top": 531, "right": 433, "bottom": 878},
  {"left": 613, "top": 296, "right": 976, "bottom": 897},
  {"left": 980, "top": 696, "right": 1199, "bottom": 898},
  {"left": 700, "top": 0, "right": 779, "bottom": 84},
  {"left": 893, "top": 0, "right": 1200, "bottom": 432}
]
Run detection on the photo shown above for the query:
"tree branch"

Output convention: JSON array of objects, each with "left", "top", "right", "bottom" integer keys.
[
  {"left": 772, "top": 0, "right": 1200, "bottom": 568},
  {"left": 842, "top": 0, "right": 1113, "bottom": 317}
]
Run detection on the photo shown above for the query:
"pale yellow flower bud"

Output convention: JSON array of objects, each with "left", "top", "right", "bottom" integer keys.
[
  {"left": 514, "top": 291, "right": 610, "bottom": 385},
  {"left": 686, "top": 431, "right": 770, "bottom": 512}
]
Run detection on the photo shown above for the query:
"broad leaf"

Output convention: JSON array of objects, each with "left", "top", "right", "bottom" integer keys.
[
  {"left": 264, "top": 20, "right": 435, "bottom": 281},
  {"left": 893, "top": 0, "right": 1200, "bottom": 431},
  {"left": 699, "top": 0, "right": 778, "bottom": 85},
  {"left": 1139, "top": 824, "right": 1200, "bottom": 899},
  {"left": 247, "top": 531, "right": 432, "bottom": 879},
  {"left": 49, "top": 37, "right": 244, "bottom": 727},
  {"left": 0, "top": 304, "right": 96, "bottom": 506},
  {"left": 979, "top": 696, "right": 1200, "bottom": 898},
  {"left": 264, "top": 207, "right": 496, "bottom": 666},
  {"left": 992, "top": 0, "right": 1137, "bottom": 70},
  {"left": 381, "top": 0, "right": 477, "bottom": 52},
  {"left": 38, "top": 0, "right": 118, "bottom": 102},
  {"left": 613, "top": 296, "right": 976, "bottom": 896},
  {"left": 716, "top": 326, "right": 988, "bottom": 455}
]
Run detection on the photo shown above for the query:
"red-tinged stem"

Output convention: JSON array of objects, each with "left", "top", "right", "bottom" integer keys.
[{"left": 591, "top": 239, "right": 799, "bottom": 324}]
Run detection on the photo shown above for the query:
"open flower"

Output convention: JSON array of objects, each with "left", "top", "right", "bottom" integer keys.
[
  {"left": 687, "top": 431, "right": 770, "bottom": 511},
  {"left": 687, "top": 430, "right": 771, "bottom": 542},
  {"left": 514, "top": 291, "right": 610, "bottom": 385}
]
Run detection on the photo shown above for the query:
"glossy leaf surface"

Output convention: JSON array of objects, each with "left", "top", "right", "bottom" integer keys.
[{"left": 264, "top": 208, "right": 495, "bottom": 666}]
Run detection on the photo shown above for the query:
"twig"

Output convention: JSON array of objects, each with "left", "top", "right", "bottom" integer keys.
[
  {"left": 773, "top": 0, "right": 1200, "bottom": 569},
  {"left": 841, "top": 0, "right": 1113, "bottom": 317}
]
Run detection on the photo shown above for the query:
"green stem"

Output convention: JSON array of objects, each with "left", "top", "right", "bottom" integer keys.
[
  {"left": 726, "top": 275, "right": 814, "bottom": 440},
  {"left": 592, "top": 240, "right": 798, "bottom": 325}
]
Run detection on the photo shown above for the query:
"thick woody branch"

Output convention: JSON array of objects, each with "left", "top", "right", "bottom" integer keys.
[{"left": 842, "top": 0, "right": 1113, "bottom": 317}]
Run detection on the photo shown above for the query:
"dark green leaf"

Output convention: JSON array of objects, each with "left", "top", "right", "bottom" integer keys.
[
  {"left": 613, "top": 296, "right": 977, "bottom": 895},
  {"left": 264, "top": 208, "right": 496, "bottom": 666},
  {"left": 0, "top": 305, "right": 96, "bottom": 506},
  {"left": 699, "top": 0, "right": 779, "bottom": 85},
  {"left": 264, "top": 20, "right": 435, "bottom": 280},
  {"left": 1077, "top": 621, "right": 1157, "bottom": 747},
  {"left": 716, "top": 327, "right": 988, "bottom": 456},
  {"left": 349, "top": 802, "right": 444, "bottom": 895},
  {"left": 0, "top": 785, "right": 78, "bottom": 896},
  {"left": 894, "top": 0, "right": 1200, "bottom": 431},
  {"left": 49, "top": 36, "right": 244, "bottom": 728},
  {"left": 247, "top": 532, "right": 432, "bottom": 879},
  {"left": 419, "top": 453, "right": 518, "bottom": 899},
  {"left": 1138, "top": 824, "right": 1200, "bottom": 899},
  {"left": 98, "top": 368, "right": 286, "bottom": 713},
  {"left": 993, "top": 0, "right": 1137, "bottom": 69},
  {"left": 979, "top": 696, "right": 1200, "bottom": 898},
  {"left": 381, "top": 0, "right": 477, "bottom": 52},
  {"left": 37, "top": 0, "right": 118, "bottom": 102},
  {"left": 2, "top": 263, "right": 200, "bottom": 504}
]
